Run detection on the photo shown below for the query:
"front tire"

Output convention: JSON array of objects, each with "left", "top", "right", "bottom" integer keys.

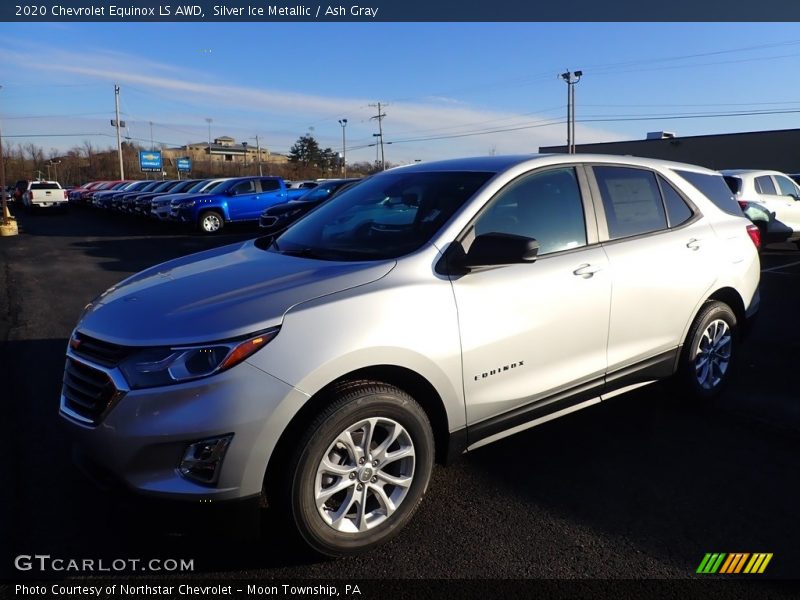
[
  {"left": 198, "top": 210, "right": 224, "bottom": 234},
  {"left": 678, "top": 301, "right": 738, "bottom": 400},
  {"left": 286, "top": 382, "right": 434, "bottom": 556}
]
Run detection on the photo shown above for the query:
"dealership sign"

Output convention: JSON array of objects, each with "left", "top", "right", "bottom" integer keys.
[
  {"left": 139, "top": 151, "right": 163, "bottom": 172},
  {"left": 176, "top": 157, "right": 191, "bottom": 172}
]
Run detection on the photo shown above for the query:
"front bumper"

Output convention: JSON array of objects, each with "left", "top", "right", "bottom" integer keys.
[{"left": 61, "top": 358, "right": 307, "bottom": 501}]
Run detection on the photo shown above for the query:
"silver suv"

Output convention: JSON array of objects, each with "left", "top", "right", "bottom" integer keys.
[{"left": 61, "top": 154, "right": 760, "bottom": 556}]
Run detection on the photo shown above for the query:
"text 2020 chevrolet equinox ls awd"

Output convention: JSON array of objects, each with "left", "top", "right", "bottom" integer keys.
[{"left": 61, "top": 154, "right": 760, "bottom": 555}]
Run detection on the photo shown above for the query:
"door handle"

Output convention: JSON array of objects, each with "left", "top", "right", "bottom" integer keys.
[
  {"left": 573, "top": 264, "right": 601, "bottom": 278},
  {"left": 686, "top": 238, "right": 701, "bottom": 251}
]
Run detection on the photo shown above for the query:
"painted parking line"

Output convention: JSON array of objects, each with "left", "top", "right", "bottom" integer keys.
[{"left": 761, "top": 259, "right": 800, "bottom": 273}]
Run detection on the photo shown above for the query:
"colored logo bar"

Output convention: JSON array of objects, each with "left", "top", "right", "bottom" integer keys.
[{"left": 697, "top": 553, "right": 773, "bottom": 574}]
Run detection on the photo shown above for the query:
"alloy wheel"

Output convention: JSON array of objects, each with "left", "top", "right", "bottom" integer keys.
[
  {"left": 314, "top": 417, "right": 415, "bottom": 533},
  {"left": 693, "top": 318, "right": 732, "bottom": 390}
]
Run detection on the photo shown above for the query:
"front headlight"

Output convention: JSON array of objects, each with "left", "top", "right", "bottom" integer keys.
[
  {"left": 180, "top": 200, "right": 196, "bottom": 208},
  {"left": 118, "top": 328, "right": 279, "bottom": 389}
]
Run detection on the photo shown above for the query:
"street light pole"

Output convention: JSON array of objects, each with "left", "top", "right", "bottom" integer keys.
[
  {"left": 114, "top": 84, "right": 125, "bottom": 178},
  {"left": 0, "top": 84, "right": 8, "bottom": 227},
  {"left": 242, "top": 141, "right": 248, "bottom": 175},
  {"left": 205, "top": 117, "right": 213, "bottom": 176},
  {"left": 253, "top": 135, "right": 262, "bottom": 176},
  {"left": 338, "top": 118, "right": 348, "bottom": 177},
  {"left": 559, "top": 70, "right": 583, "bottom": 154}
]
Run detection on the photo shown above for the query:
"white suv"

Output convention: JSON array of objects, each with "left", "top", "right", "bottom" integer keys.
[
  {"left": 722, "top": 169, "right": 800, "bottom": 248},
  {"left": 61, "top": 154, "right": 760, "bottom": 556}
]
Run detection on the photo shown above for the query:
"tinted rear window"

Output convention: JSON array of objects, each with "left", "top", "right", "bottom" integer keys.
[
  {"left": 722, "top": 176, "right": 741, "bottom": 195},
  {"left": 674, "top": 170, "right": 741, "bottom": 217},
  {"left": 30, "top": 183, "right": 61, "bottom": 190}
]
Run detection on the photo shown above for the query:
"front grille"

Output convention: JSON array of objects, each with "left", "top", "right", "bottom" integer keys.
[
  {"left": 62, "top": 358, "right": 123, "bottom": 424},
  {"left": 71, "top": 332, "right": 131, "bottom": 368}
]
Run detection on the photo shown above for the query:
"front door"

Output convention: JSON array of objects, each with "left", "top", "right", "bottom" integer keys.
[{"left": 450, "top": 166, "right": 611, "bottom": 429}]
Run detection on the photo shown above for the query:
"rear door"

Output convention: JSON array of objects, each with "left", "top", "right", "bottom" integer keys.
[
  {"left": 769, "top": 175, "right": 800, "bottom": 237},
  {"left": 588, "top": 165, "right": 717, "bottom": 377}
]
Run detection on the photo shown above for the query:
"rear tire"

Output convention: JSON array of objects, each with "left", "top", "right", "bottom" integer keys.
[
  {"left": 198, "top": 210, "right": 224, "bottom": 234},
  {"left": 677, "top": 301, "right": 738, "bottom": 400},
  {"left": 283, "top": 381, "right": 434, "bottom": 557}
]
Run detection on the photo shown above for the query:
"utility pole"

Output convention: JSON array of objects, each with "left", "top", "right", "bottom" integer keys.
[
  {"left": 253, "top": 135, "right": 263, "bottom": 176},
  {"left": 242, "top": 141, "right": 248, "bottom": 175},
  {"left": 205, "top": 117, "right": 213, "bottom": 176},
  {"left": 0, "top": 84, "right": 8, "bottom": 228},
  {"left": 338, "top": 118, "right": 347, "bottom": 177},
  {"left": 114, "top": 84, "right": 125, "bottom": 178},
  {"left": 149, "top": 121, "right": 154, "bottom": 150},
  {"left": 369, "top": 102, "right": 387, "bottom": 170},
  {"left": 559, "top": 70, "right": 582, "bottom": 154}
]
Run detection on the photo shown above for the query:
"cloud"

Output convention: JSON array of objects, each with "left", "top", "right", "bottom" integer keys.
[{"left": 0, "top": 43, "right": 623, "bottom": 162}]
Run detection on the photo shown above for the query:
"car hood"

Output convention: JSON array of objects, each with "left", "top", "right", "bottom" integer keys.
[
  {"left": 155, "top": 192, "right": 196, "bottom": 204},
  {"left": 171, "top": 193, "right": 207, "bottom": 205},
  {"left": 77, "top": 240, "right": 394, "bottom": 346}
]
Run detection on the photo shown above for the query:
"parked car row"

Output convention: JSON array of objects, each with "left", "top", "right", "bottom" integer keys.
[{"left": 70, "top": 176, "right": 360, "bottom": 234}]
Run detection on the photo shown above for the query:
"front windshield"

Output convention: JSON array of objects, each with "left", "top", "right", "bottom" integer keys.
[
  {"left": 152, "top": 180, "right": 177, "bottom": 192},
  {"left": 272, "top": 170, "right": 492, "bottom": 261},
  {"left": 202, "top": 179, "right": 229, "bottom": 193},
  {"left": 170, "top": 180, "right": 197, "bottom": 193},
  {"left": 297, "top": 183, "right": 340, "bottom": 202},
  {"left": 138, "top": 181, "right": 161, "bottom": 192},
  {"left": 186, "top": 179, "right": 211, "bottom": 193}
]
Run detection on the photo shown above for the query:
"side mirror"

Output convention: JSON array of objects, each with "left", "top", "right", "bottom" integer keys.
[
  {"left": 226, "top": 188, "right": 236, "bottom": 196},
  {"left": 462, "top": 232, "right": 539, "bottom": 268}
]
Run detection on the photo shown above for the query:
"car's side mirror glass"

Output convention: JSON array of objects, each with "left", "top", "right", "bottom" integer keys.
[{"left": 462, "top": 233, "right": 539, "bottom": 268}]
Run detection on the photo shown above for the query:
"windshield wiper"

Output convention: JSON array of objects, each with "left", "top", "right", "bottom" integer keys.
[{"left": 276, "top": 246, "right": 324, "bottom": 259}]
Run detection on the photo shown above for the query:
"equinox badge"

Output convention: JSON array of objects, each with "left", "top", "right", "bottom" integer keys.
[{"left": 474, "top": 361, "right": 524, "bottom": 382}]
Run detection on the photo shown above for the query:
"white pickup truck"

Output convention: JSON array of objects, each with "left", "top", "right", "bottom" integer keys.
[{"left": 23, "top": 181, "right": 69, "bottom": 210}]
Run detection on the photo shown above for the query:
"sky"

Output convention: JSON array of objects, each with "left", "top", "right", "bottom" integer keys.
[{"left": 3, "top": 22, "right": 800, "bottom": 165}]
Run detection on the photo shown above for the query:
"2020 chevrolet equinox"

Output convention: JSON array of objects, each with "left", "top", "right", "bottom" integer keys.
[{"left": 61, "top": 154, "right": 760, "bottom": 555}]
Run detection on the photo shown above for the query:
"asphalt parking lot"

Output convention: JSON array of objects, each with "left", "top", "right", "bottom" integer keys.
[{"left": 3, "top": 206, "right": 800, "bottom": 583}]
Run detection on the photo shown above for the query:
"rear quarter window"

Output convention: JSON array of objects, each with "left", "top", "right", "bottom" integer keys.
[
  {"left": 723, "top": 176, "right": 741, "bottom": 195},
  {"left": 674, "top": 170, "right": 741, "bottom": 217}
]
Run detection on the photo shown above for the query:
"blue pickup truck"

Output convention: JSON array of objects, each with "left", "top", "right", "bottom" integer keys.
[{"left": 169, "top": 176, "right": 307, "bottom": 233}]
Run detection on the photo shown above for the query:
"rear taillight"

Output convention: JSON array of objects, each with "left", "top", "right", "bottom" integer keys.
[
  {"left": 63, "top": 190, "right": 68, "bottom": 199},
  {"left": 746, "top": 224, "right": 761, "bottom": 250},
  {"left": 737, "top": 200, "right": 748, "bottom": 211}
]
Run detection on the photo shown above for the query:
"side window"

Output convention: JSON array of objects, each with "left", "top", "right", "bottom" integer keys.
[
  {"left": 260, "top": 179, "right": 281, "bottom": 192},
  {"left": 473, "top": 167, "right": 587, "bottom": 256},
  {"left": 775, "top": 176, "right": 799, "bottom": 198},
  {"left": 754, "top": 176, "right": 777, "bottom": 195},
  {"left": 594, "top": 167, "right": 667, "bottom": 239},
  {"left": 231, "top": 180, "right": 256, "bottom": 195},
  {"left": 658, "top": 176, "right": 694, "bottom": 227}
]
